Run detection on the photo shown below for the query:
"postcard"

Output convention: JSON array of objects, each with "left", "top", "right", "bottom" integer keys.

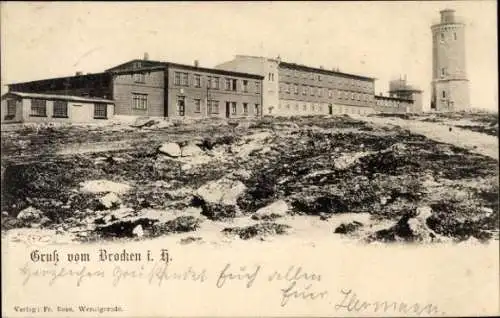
[{"left": 1, "top": 1, "right": 498, "bottom": 317}]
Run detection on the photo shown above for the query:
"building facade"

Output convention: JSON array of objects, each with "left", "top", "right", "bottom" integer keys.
[
  {"left": 215, "top": 55, "right": 280, "bottom": 116},
  {"left": 431, "top": 9, "right": 470, "bottom": 111},
  {"left": 216, "top": 56, "right": 376, "bottom": 116},
  {"left": 4, "top": 57, "right": 264, "bottom": 121},
  {"left": 374, "top": 94, "right": 414, "bottom": 113},
  {"left": 1, "top": 92, "right": 114, "bottom": 123}
]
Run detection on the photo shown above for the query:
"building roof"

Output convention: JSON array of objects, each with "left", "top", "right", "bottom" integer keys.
[
  {"left": 3, "top": 91, "right": 115, "bottom": 103},
  {"left": 105, "top": 59, "right": 264, "bottom": 79},
  {"left": 7, "top": 72, "right": 111, "bottom": 87},
  {"left": 278, "top": 61, "right": 376, "bottom": 81}
]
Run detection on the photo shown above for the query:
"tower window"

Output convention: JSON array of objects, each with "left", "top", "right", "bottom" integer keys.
[
  {"left": 440, "top": 33, "right": 444, "bottom": 40},
  {"left": 454, "top": 32, "right": 457, "bottom": 40},
  {"left": 442, "top": 91, "right": 446, "bottom": 98},
  {"left": 441, "top": 68, "right": 446, "bottom": 77}
]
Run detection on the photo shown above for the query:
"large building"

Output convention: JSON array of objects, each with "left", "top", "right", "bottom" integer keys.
[
  {"left": 216, "top": 55, "right": 376, "bottom": 116},
  {"left": 3, "top": 55, "right": 264, "bottom": 123},
  {"left": 431, "top": 9, "right": 470, "bottom": 111},
  {"left": 374, "top": 77, "right": 423, "bottom": 113}
]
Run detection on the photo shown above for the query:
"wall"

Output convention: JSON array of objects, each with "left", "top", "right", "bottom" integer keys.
[
  {"left": 374, "top": 96, "right": 412, "bottom": 113},
  {"left": 276, "top": 66, "right": 375, "bottom": 116},
  {"left": 1, "top": 96, "right": 23, "bottom": 123},
  {"left": 275, "top": 99, "right": 374, "bottom": 116},
  {"left": 112, "top": 69, "right": 165, "bottom": 117},
  {"left": 166, "top": 66, "right": 262, "bottom": 119},
  {"left": 17, "top": 98, "right": 114, "bottom": 123},
  {"left": 215, "top": 56, "right": 279, "bottom": 115},
  {"left": 433, "top": 80, "right": 470, "bottom": 111}
]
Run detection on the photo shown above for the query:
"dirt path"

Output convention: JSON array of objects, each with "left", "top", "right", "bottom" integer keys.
[{"left": 358, "top": 115, "right": 499, "bottom": 160}]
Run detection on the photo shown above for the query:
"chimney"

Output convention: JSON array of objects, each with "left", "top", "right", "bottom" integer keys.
[
  {"left": 75, "top": 71, "right": 83, "bottom": 76},
  {"left": 319, "top": 65, "right": 324, "bottom": 69},
  {"left": 143, "top": 52, "right": 149, "bottom": 61},
  {"left": 194, "top": 60, "right": 199, "bottom": 67}
]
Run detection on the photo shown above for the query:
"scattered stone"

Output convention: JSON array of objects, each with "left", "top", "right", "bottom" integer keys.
[
  {"left": 334, "top": 221, "right": 363, "bottom": 234},
  {"left": 154, "top": 180, "right": 171, "bottom": 188},
  {"left": 151, "top": 216, "right": 202, "bottom": 235},
  {"left": 98, "top": 192, "right": 122, "bottom": 209},
  {"left": 79, "top": 180, "right": 132, "bottom": 194},
  {"left": 333, "top": 152, "right": 369, "bottom": 170},
  {"left": 16, "top": 206, "right": 43, "bottom": 222},
  {"left": 179, "top": 236, "right": 203, "bottom": 245},
  {"left": 252, "top": 200, "right": 288, "bottom": 220},
  {"left": 130, "top": 118, "right": 158, "bottom": 128},
  {"left": 368, "top": 206, "right": 446, "bottom": 243},
  {"left": 181, "top": 144, "right": 204, "bottom": 157},
  {"left": 158, "top": 142, "right": 181, "bottom": 157},
  {"left": 195, "top": 177, "right": 247, "bottom": 206},
  {"left": 222, "top": 222, "right": 291, "bottom": 240},
  {"left": 132, "top": 224, "right": 144, "bottom": 237}
]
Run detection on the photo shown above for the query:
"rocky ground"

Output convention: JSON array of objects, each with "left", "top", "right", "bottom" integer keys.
[{"left": 1, "top": 114, "right": 498, "bottom": 245}]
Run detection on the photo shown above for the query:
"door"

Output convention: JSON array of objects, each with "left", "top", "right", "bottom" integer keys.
[
  {"left": 328, "top": 104, "right": 333, "bottom": 115},
  {"left": 177, "top": 96, "right": 185, "bottom": 116},
  {"left": 225, "top": 102, "right": 230, "bottom": 118}
]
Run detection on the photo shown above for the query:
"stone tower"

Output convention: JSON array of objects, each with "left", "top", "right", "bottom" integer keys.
[{"left": 431, "top": 9, "right": 470, "bottom": 111}]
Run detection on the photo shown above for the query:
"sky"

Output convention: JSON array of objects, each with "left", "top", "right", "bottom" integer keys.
[{"left": 1, "top": 1, "right": 497, "bottom": 111}]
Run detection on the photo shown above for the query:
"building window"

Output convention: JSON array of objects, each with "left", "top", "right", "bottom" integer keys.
[
  {"left": 286, "top": 104, "right": 290, "bottom": 110},
  {"left": 302, "top": 86, "right": 307, "bottom": 95},
  {"left": 285, "top": 83, "right": 290, "bottom": 93},
  {"left": 225, "top": 78, "right": 231, "bottom": 90},
  {"left": 174, "top": 72, "right": 181, "bottom": 85},
  {"left": 440, "top": 32, "right": 444, "bottom": 40},
  {"left": 134, "top": 73, "right": 145, "bottom": 83},
  {"left": 311, "top": 87, "right": 315, "bottom": 96},
  {"left": 294, "top": 84, "right": 298, "bottom": 94},
  {"left": 181, "top": 73, "right": 188, "bottom": 86},
  {"left": 303, "top": 104, "right": 307, "bottom": 111},
  {"left": 318, "top": 75, "right": 322, "bottom": 81},
  {"left": 312, "top": 104, "right": 316, "bottom": 111},
  {"left": 133, "top": 62, "right": 142, "bottom": 69},
  {"left": 255, "top": 104, "right": 260, "bottom": 116},
  {"left": 194, "top": 99, "right": 201, "bottom": 113},
  {"left": 208, "top": 100, "right": 219, "bottom": 114},
  {"left": 242, "top": 80, "right": 248, "bottom": 92},
  {"left": 442, "top": 91, "right": 446, "bottom": 98},
  {"left": 295, "top": 104, "right": 299, "bottom": 111},
  {"left": 318, "top": 88, "right": 322, "bottom": 97},
  {"left": 351, "top": 93, "right": 355, "bottom": 100},
  {"left": 30, "top": 99, "right": 47, "bottom": 117},
  {"left": 94, "top": 103, "right": 107, "bottom": 119},
  {"left": 454, "top": 32, "right": 457, "bottom": 40},
  {"left": 7, "top": 99, "right": 16, "bottom": 117},
  {"left": 194, "top": 74, "right": 201, "bottom": 87},
  {"left": 231, "top": 102, "right": 237, "bottom": 115},
  {"left": 132, "top": 93, "right": 148, "bottom": 110},
  {"left": 53, "top": 100, "right": 68, "bottom": 118},
  {"left": 255, "top": 81, "right": 260, "bottom": 94},
  {"left": 210, "top": 77, "right": 219, "bottom": 89},
  {"left": 177, "top": 96, "right": 186, "bottom": 116},
  {"left": 243, "top": 103, "right": 248, "bottom": 115},
  {"left": 328, "top": 89, "right": 333, "bottom": 98}
]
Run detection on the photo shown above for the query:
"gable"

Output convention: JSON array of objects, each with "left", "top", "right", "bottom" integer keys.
[{"left": 105, "top": 60, "right": 165, "bottom": 72}]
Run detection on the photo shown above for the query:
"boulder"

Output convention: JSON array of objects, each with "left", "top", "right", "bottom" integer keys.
[
  {"left": 368, "top": 206, "right": 447, "bottom": 243},
  {"left": 79, "top": 180, "right": 132, "bottom": 194},
  {"left": 98, "top": 192, "right": 122, "bottom": 209},
  {"left": 181, "top": 144, "right": 204, "bottom": 157},
  {"left": 158, "top": 142, "right": 181, "bottom": 157},
  {"left": 252, "top": 200, "right": 288, "bottom": 220},
  {"left": 17, "top": 206, "right": 43, "bottom": 222},
  {"left": 130, "top": 118, "right": 158, "bottom": 128},
  {"left": 333, "top": 152, "right": 369, "bottom": 170},
  {"left": 195, "top": 177, "right": 247, "bottom": 206},
  {"left": 222, "top": 222, "right": 291, "bottom": 240},
  {"left": 132, "top": 224, "right": 144, "bottom": 237},
  {"left": 334, "top": 221, "right": 363, "bottom": 234}
]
